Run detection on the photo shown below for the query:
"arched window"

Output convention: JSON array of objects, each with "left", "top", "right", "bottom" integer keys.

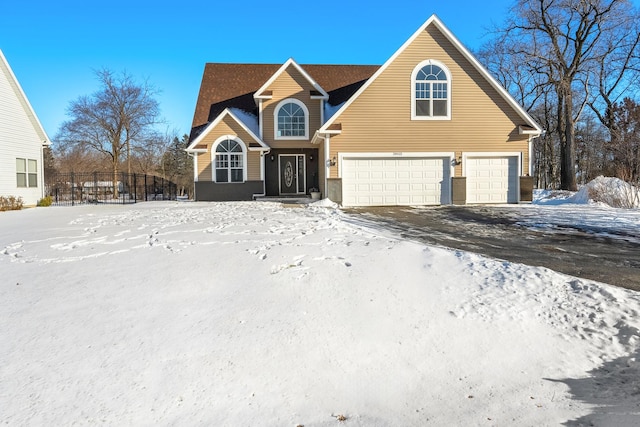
[
  {"left": 274, "top": 99, "right": 308, "bottom": 139},
  {"left": 213, "top": 137, "right": 245, "bottom": 183},
  {"left": 412, "top": 60, "right": 451, "bottom": 119}
]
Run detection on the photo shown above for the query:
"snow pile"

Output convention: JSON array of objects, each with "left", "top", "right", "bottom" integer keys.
[
  {"left": 229, "top": 108, "right": 260, "bottom": 136},
  {"left": 310, "top": 197, "right": 339, "bottom": 208},
  {"left": 571, "top": 176, "right": 639, "bottom": 208},
  {"left": 1, "top": 202, "right": 640, "bottom": 425},
  {"left": 535, "top": 176, "right": 640, "bottom": 209}
]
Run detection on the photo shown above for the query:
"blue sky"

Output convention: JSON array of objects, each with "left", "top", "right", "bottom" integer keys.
[{"left": 2, "top": 0, "right": 529, "bottom": 139}]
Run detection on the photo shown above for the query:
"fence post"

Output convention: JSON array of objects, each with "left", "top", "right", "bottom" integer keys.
[
  {"left": 93, "top": 172, "right": 98, "bottom": 203},
  {"left": 71, "top": 172, "right": 75, "bottom": 206},
  {"left": 133, "top": 174, "right": 137, "bottom": 203},
  {"left": 144, "top": 174, "right": 148, "bottom": 201}
]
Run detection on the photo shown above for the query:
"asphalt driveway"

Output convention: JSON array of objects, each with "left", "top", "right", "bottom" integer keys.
[{"left": 342, "top": 205, "right": 640, "bottom": 291}]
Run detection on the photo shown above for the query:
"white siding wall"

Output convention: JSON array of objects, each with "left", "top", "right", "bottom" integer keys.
[{"left": 0, "top": 56, "right": 46, "bottom": 206}]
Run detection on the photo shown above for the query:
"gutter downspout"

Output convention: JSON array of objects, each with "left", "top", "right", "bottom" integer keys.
[{"left": 323, "top": 135, "right": 330, "bottom": 198}]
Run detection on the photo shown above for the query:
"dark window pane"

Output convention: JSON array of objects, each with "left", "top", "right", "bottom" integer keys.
[
  {"left": 230, "top": 169, "right": 243, "bottom": 182},
  {"left": 17, "top": 173, "right": 27, "bottom": 187},
  {"left": 416, "top": 100, "right": 430, "bottom": 116},
  {"left": 433, "top": 100, "right": 447, "bottom": 116},
  {"left": 216, "top": 169, "right": 228, "bottom": 183}
]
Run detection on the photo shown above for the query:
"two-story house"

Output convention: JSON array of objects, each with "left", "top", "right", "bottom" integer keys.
[
  {"left": 0, "top": 49, "right": 50, "bottom": 206},
  {"left": 187, "top": 15, "right": 542, "bottom": 206}
]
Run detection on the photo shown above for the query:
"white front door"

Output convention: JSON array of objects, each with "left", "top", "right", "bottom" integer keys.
[{"left": 341, "top": 156, "right": 451, "bottom": 207}]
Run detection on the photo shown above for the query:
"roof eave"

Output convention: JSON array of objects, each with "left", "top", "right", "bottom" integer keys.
[{"left": 253, "top": 58, "right": 330, "bottom": 102}]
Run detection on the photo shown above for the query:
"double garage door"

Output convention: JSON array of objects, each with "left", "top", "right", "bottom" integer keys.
[
  {"left": 341, "top": 154, "right": 519, "bottom": 207},
  {"left": 342, "top": 156, "right": 451, "bottom": 207}
]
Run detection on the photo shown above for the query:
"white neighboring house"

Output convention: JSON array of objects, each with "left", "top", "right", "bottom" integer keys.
[{"left": 0, "top": 49, "right": 50, "bottom": 206}]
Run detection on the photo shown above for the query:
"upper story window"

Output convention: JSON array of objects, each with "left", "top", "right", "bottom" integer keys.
[
  {"left": 213, "top": 137, "right": 245, "bottom": 183},
  {"left": 412, "top": 60, "right": 451, "bottom": 120},
  {"left": 274, "top": 98, "right": 309, "bottom": 140},
  {"left": 16, "top": 158, "right": 38, "bottom": 188}
]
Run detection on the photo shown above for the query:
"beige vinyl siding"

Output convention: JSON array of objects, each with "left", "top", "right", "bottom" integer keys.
[
  {"left": 195, "top": 115, "right": 262, "bottom": 181},
  {"left": 329, "top": 24, "right": 531, "bottom": 178},
  {"left": 262, "top": 66, "right": 322, "bottom": 149},
  {"left": 196, "top": 151, "right": 212, "bottom": 181}
]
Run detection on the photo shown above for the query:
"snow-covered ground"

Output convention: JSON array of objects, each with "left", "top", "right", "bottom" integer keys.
[{"left": 1, "top": 199, "right": 640, "bottom": 426}]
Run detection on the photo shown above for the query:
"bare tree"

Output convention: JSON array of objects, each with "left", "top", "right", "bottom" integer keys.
[
  {"left": 496, "top": 0, "right": 634, "bottom": 190},
  {"left": 609, "top": 98, "right": 640, "bottom": 183},
  {"left": 587, "top": 4, "right": 640, "bottom": 148},
  {"left": 56, "top": 69, "right": 161, "bottom": 197}
]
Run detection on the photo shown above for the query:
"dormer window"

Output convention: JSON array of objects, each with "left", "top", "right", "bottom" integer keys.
[
  {"left": 274, "top": 98, "right": 309, "bottom": 139},
  {"left": 412, "top": 60, "right": 451, "bottom": 120}
]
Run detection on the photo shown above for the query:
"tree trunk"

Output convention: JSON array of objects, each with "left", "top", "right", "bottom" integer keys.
[{"left": 560, "top": 90, "right": 578, "bottom": 191}]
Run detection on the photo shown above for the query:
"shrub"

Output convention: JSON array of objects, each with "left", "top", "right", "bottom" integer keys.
[
  {"left": 585, "top": 176, "right": 640, "bottom": 209},
  {"left": 0, "top": 196, "right": 24, "bottom": 211},
  {"left": 37, "top": 195, "right": 53, "bottom": 207}
]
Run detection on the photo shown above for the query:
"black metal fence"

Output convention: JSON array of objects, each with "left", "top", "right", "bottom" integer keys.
[{"left": 45, "top": 172, "right": 178, "bottom": 206}]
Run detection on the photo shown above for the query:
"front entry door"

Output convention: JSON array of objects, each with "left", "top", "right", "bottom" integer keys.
[{"left": 279, "top": 155, "right": 305, "bottom": 195}]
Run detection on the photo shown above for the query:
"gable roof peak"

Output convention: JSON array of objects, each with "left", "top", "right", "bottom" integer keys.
[
  {"left": 254, "top": 57, "right": 329, "bottom": 100},
  {"left": 0, "top": 49, "right": 50, "bottom": 145},
  {"left": 320, "top": 14, "right": 542, "bottom": 134},
  {"left": 186, "top": 107, "right": 268, "bottom": 152}
]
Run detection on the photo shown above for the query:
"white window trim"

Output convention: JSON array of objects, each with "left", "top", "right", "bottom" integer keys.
[
  {"left": 16, "top": 158, "right": 38, "bottom": 188},
  {"left": 273, "top": 98, "right": 309, "bottom": 140},
  {"left": 211, "top": 135, "right": 248, "bottom": 183},
  {"left": 411, "top": 59, "right": 452, "bottom": 121}
]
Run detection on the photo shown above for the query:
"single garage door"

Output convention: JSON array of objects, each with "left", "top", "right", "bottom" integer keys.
[
  {"left": 466, "top": 156, "right": 518, "bottom": 203},
  {"left": 342, "top": 156, "right": 451, "bottom": 207}
]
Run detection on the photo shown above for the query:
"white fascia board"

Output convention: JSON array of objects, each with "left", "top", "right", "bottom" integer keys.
[
  {"left": 430, "top": 17, "right": 543, "bottom": 134},
  {"left": 248, "top": 146, "right": 270, "bottom": 152},
  {"left": 253, "top": 58, "right": 329, "bottom": 100},
  {"left": 0, "top": 49, "right": 51, "bottom": 144},
  {"left": 186, "top": 108, "right": 269, "bottom": 151},
  {"left": 320, "top": 14, "right": 542, "bottom": 134},
  {"left": 519, "top": 125, "right": 541, "bottom": 135}
]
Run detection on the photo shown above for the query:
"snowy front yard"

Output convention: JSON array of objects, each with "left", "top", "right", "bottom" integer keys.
[{"left": 1, "top": 201, "right": 639, "bottom": 426}]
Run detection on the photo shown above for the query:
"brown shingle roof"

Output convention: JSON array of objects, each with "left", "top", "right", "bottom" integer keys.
[{"left": 190, "top": 63, "right": 379, "bottom": 141}]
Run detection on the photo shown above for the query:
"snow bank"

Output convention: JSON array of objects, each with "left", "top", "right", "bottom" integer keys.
[
  {"left": 572, "top": 176, "right": 640, "bottom": 208},
  {"left": 1, "top": 202, "right": 639, "bottom": 425},
  {"left": 535, "top": 176, "right": 640, "bottom": 209}
]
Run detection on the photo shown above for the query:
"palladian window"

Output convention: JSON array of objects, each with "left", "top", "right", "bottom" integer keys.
[
  {"left": 275, "top": 99, "right": 308, "bottom": 139},
  {"left": 412, "top": 60, "right": 451, "bottom": 119},
  {"left": 214, "top": 138, "right": 244, "bottom": 183}
]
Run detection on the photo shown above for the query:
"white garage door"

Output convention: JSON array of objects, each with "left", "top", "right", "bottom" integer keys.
[
  {"left": 466, "top": 156, "right": 518, "bottom": 204},
  {"left": 342, "top": 157, "right": 451, "bottom": 207}
]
